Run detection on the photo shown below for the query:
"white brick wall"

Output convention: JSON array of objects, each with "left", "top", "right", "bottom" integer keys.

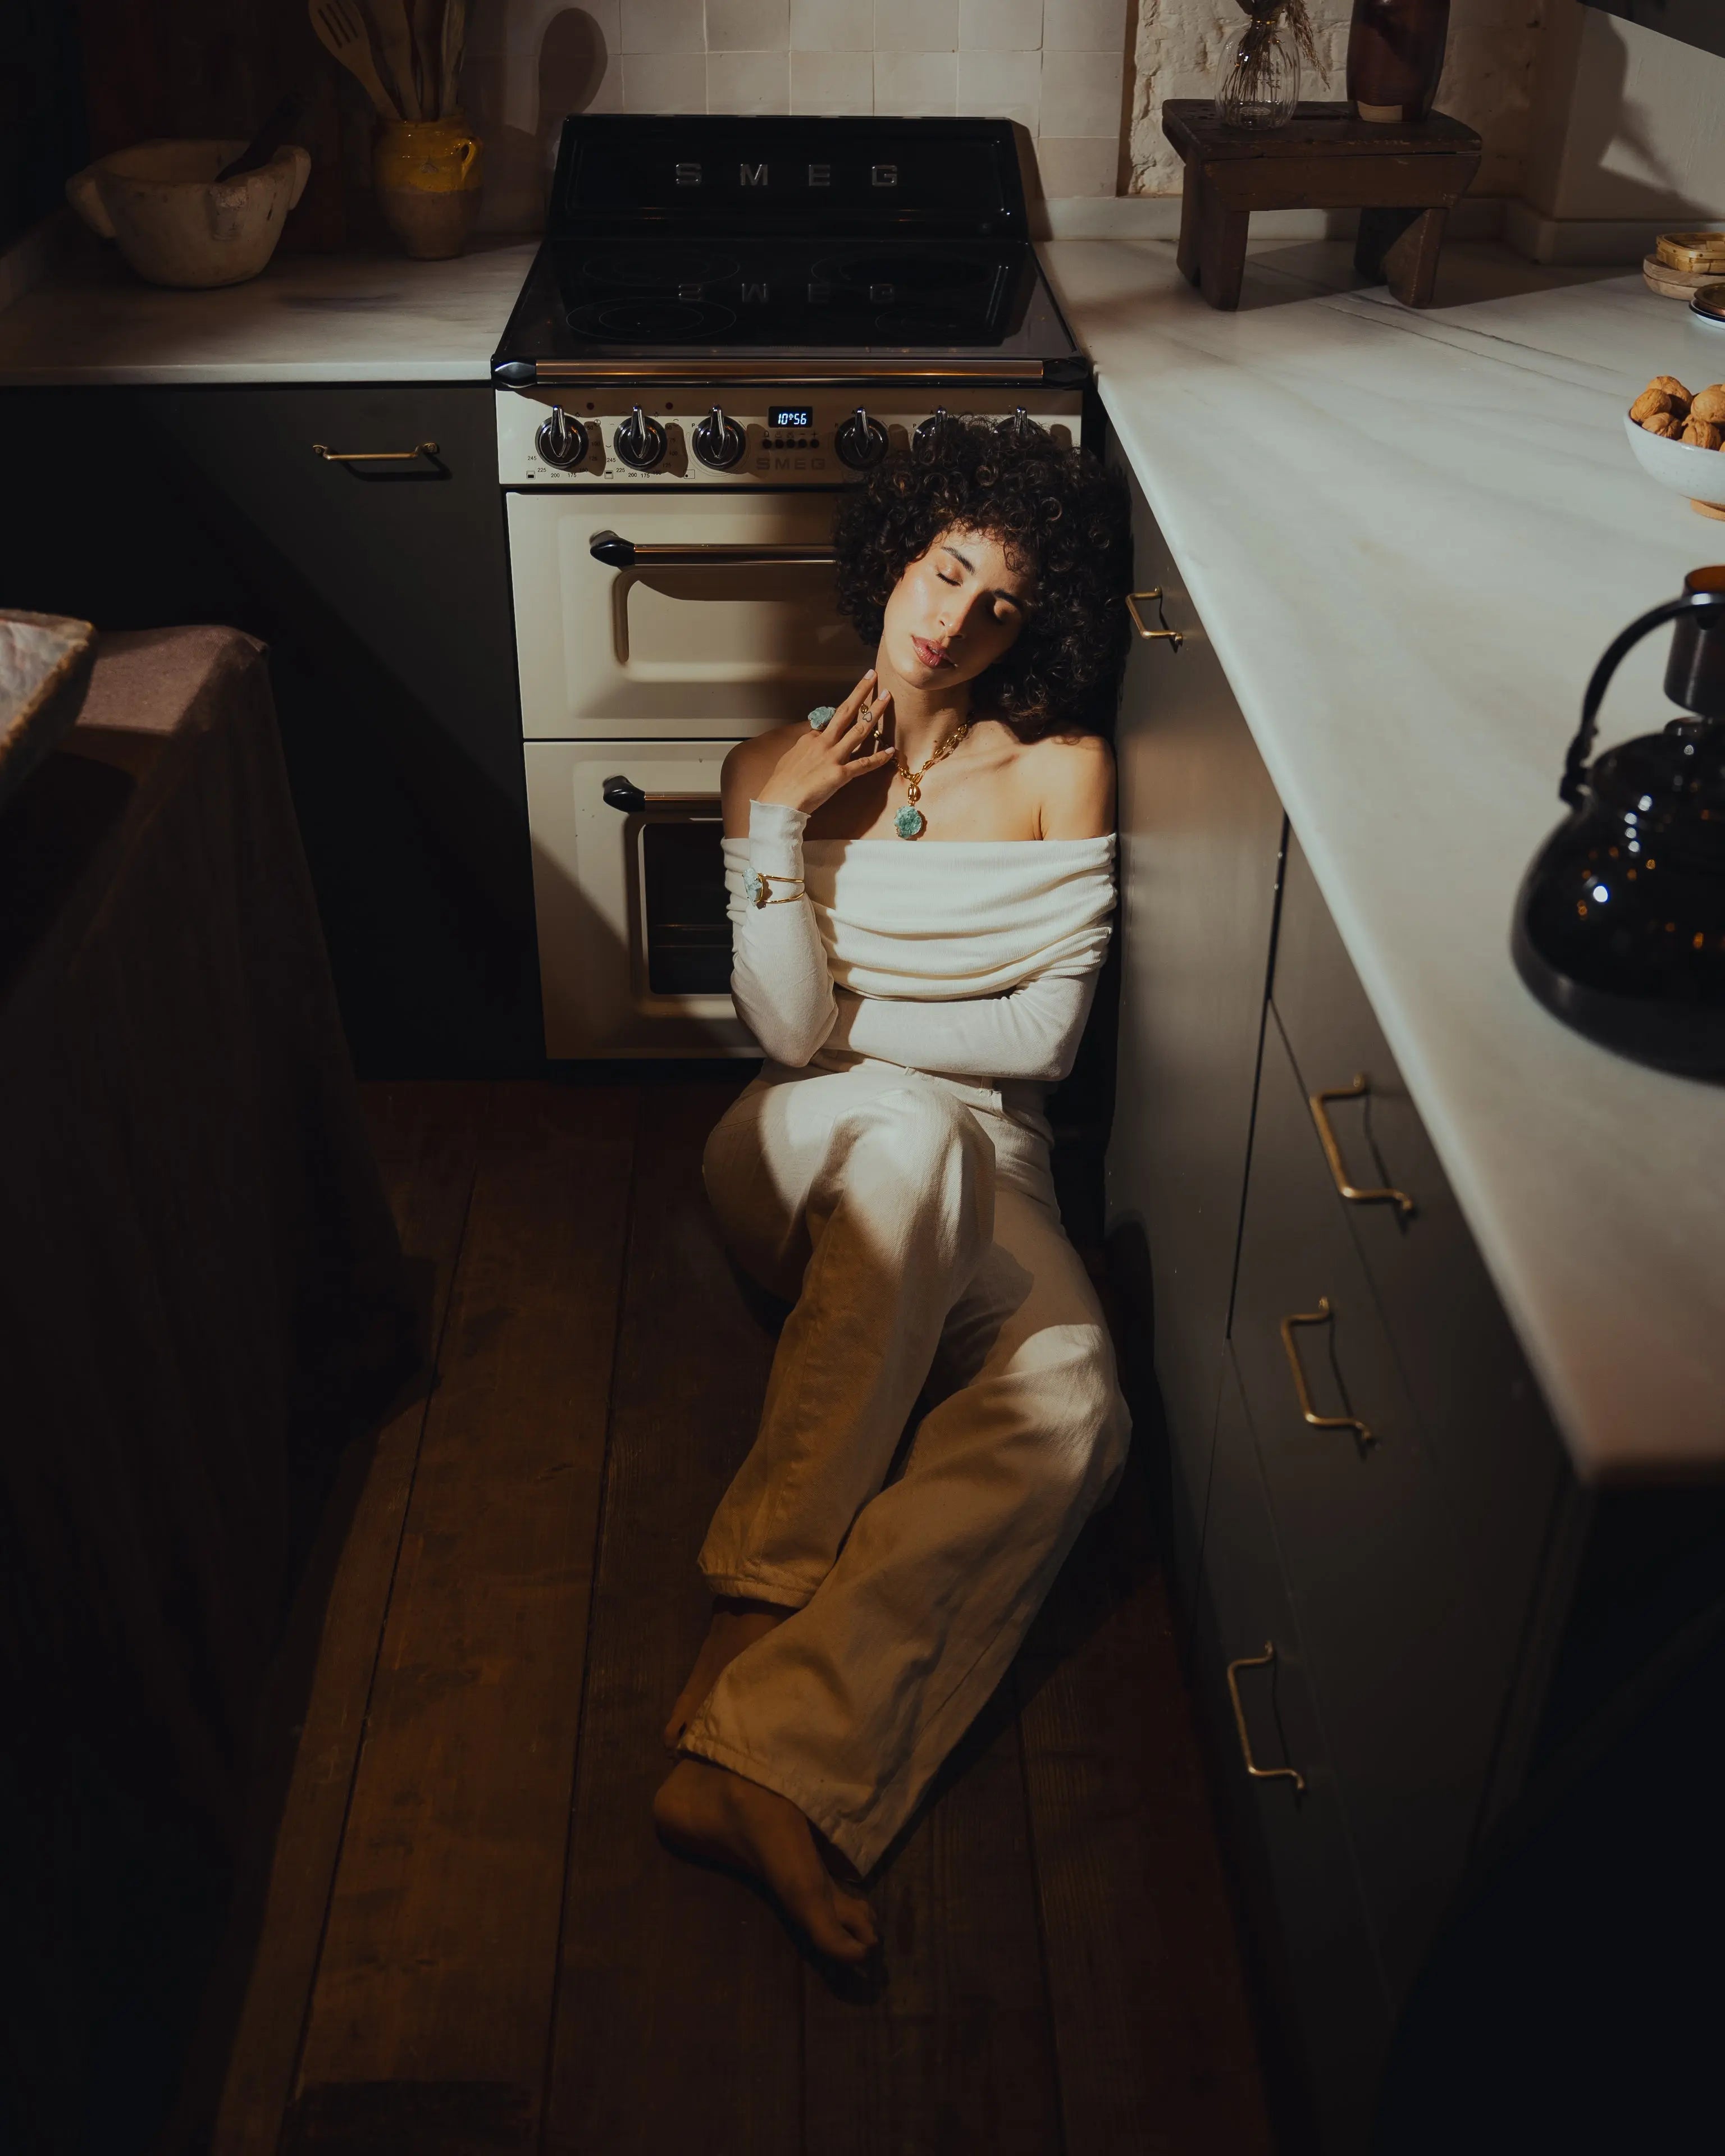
[
  {"left": 463, "top": 0, "right": 1129, "bottom": 227},
  {"left": 461, "top": 0, "right": 1550, "bottom": 231}
]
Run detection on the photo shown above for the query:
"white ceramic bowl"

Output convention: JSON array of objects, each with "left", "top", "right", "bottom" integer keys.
[
  {"left": 66, "top": 139, "right": 309, "bottom": 290},
  {"left": 1623, "top": 408, "right": 1725, "bottom": 517}
]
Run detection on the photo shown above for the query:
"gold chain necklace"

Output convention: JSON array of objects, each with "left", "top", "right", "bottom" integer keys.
[{"left": 893, "top": 721, "right": 971, "bottom": 839}]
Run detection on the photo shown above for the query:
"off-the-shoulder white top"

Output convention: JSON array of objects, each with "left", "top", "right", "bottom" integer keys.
[{"left": 723, "top": 799, "right": 1117, "bottom": 1084}]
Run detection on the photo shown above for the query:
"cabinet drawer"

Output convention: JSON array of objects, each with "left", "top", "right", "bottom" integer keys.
[
  {"left": 1231, "top": 1017, "right": 1507, "bottom": 2000},
  {"left": 1194, "top": 1358, "right": 1390, "bottom": 2155},
  {"left": 1271, "top": 835, "right": 1562, "bottom": 1674}
]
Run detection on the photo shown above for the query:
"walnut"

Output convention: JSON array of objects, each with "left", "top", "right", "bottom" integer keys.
[
  {"left": 1681, "top": 417, "right": 1724, "bottom": 449},
  {"left": 1649, "top": 374, "right": 1693, "bottom": 403},
  {"left": 1689, "top": 385, "right": 1725, "bottom": 424},
  {"left": 1631, "top": 386, "right": 1681, "bottom": 422},
  {"left": 1641, "top": 411, "right": 1686, "bottom": 438}
]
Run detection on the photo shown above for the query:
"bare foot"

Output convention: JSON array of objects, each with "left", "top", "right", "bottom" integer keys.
[
  {"left": 663, "top": 1596, "right": 791, "bottom": 1751},
  {"left": 652, "top": 1757, "right": 878, "bottom": 1964}
]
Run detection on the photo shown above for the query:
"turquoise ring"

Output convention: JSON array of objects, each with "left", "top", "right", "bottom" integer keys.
[{"left": 807, "top": 704, "right": 837, "bottom": 730}]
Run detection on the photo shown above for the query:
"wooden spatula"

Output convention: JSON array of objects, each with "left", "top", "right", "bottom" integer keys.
[{"left": 308, "top": 0, "right": 399, "bottom": 120}]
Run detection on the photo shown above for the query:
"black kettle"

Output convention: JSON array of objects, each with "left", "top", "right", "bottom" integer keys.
[{"left": 1512, "top": 565, "right": 1725, "bottom": 1076}]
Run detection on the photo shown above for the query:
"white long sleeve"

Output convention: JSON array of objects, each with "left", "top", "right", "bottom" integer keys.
[
  {"left": 829, "top": 974, "right": 1098, "bottom": 1082},
  {"left": 726, "top": 799, "right": 836, "bottom": 1067},
  {"left": 724, "top": 808, "right": 1115, "bottom": 1081}
]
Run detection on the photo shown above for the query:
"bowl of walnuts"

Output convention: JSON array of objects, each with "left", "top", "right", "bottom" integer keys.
[{"left": 1624, "top": 376, "right": 1725, "bottom": 517}]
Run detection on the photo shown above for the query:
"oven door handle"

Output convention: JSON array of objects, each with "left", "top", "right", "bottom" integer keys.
[
  {"left": 602, "top": 775, "right": 723, "bottom": 814},
  {"left": 590, "top": 529, "right": 836, "bottom": 570}
]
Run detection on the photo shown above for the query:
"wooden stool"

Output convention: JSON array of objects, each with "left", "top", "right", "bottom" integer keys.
[{"left": 1161, "top": 100, "right": 1482, "bottom": 311}]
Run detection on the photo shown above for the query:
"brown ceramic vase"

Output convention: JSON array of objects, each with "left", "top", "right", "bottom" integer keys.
[
  {"left": 1347, "top": 0, "right": 1450, "bottom": 124},
  {"left": 373, "top": 114, "right": 483, "bottom": 260}
]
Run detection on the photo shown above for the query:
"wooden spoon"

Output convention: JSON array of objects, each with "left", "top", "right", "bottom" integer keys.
[
  {"left": 410, "top": 0, "right": 441, "bottom": 117},
  {"left": 308, "top": 0, "right": 399, "bottom": 120},
  {"left": 365, "top": 0, "right": 422, "bottom": 121},
  {"left": 440, "top": 0, "right": 466, "bottom": 122}
]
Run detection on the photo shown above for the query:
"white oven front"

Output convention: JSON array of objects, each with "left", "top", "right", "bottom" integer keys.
[
  {"left": 509, "top": 485, "right": 867, "bottom": 1056},
  {"left": 502, "top": 390, "right": 1084, "bottom": 1057}
]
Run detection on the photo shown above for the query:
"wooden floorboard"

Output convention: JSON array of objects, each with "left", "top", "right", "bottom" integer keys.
[
  {"left": 283, "top": 1083, "right": 637, "bottom": 2154},
  {"left": 543, "top": 1080, "right": 805, "bottom": 2156},
  {"left": 1016, "top": 1448, "right": 1274, "bottom": 2156},
  {"left": 212, "top": 1082, "right": 488, "bottom": 2156},
  {"left": 214, "top": 1075, "right": 1274, "bottom": 2156},
  {"left": 802, "top": 1685, "right": 1064, "bottom": 2156}
]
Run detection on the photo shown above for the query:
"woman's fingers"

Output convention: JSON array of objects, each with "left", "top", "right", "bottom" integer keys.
[
  {"left": 832, "top": 691, "right": 882, "bottom": 750},
  {"left": 829, "top": 670, "right": 876, "bottom": 733},
  {"left": 834, "top": 746, "right": 897, "bottom": 788}
]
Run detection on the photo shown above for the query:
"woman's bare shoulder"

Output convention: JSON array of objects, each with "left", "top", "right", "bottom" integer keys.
[
  {"left": 721, "top": 723, "right": 808, "bottom": 830},
  {"left": 1018, "top": 729, "right": 1115, "bottom": 839}
]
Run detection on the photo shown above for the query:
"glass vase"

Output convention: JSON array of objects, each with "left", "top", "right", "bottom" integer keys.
[{"left": 1213, "top": 17, "right": 1302, "bottom": 132}]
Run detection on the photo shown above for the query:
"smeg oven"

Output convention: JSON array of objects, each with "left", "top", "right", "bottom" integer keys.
[{"left": 492, "top": 113, "right": 1089, "bottom": 1058}]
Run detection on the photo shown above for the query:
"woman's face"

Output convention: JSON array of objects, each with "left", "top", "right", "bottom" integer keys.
[{"left": 879, "top": 526, "right": 1036, "bottom": 693}]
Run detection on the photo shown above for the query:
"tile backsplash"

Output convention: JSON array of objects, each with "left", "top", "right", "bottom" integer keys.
[{"left": 463, "top": 0, "right": 1130, "bottom": 230}]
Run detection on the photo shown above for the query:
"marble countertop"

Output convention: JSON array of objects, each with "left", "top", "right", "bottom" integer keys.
[
  {"left": 1041, "top": 236, "right": 1725, "bottom": 1482},
  {"left": 0, "top": 230, "right": 532, "bottom": 383}
]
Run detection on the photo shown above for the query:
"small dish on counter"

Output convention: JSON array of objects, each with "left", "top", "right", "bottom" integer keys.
[
  {"left": 1623, "top": 374, "right": 1725, "bottom": 519},
  {"left": 1623, "top": 415, "right": 1725, "bottom": 518}
]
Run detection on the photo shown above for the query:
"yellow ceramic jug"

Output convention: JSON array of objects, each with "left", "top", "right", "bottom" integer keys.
[{"left": 373, "top": 115, "right": 482, "bottom": 261}]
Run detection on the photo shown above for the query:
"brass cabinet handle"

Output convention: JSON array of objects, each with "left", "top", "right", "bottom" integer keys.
[
  {"left": 1279, "top": 1300, "right": 1374, "bottom": 1445},
  {"left": 1225, "top": 1642, "right": 1306, "bottom": 1790},
  {"left": 312, "top": 440, "right": 440, "bottom": 463},
  {"left": 1124, "top": 587, "right": 1184, "bottom": 650},
  {"left": 1308, "top": 1075, "right": 1416, "bottom": 1218}
]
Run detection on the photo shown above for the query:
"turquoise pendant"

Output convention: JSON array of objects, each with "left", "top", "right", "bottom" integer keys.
[
  {"left": 894, "top": 803, "right": 925, "bottom": 839},
  {"left": 807, "top": 704, "right": 836, "bottom": 730}
]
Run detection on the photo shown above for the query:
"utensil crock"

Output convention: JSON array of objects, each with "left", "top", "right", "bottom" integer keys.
[{"left": 373, "top": 113, "right": 483, "bottom": 261}]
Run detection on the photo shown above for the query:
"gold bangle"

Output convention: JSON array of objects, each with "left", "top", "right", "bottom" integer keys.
[{"left": 743, "top": 869, "right": 804, "bottom": 908}]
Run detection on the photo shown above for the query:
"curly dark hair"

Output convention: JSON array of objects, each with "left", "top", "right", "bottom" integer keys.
[{"left": 832, "top": 415, "right": 1133, "bottom": 740}]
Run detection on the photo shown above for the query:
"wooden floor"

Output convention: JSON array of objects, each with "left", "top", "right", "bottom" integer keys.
[{"left": 208, "top": 1079, "right": 1272, "bottom": 2156}]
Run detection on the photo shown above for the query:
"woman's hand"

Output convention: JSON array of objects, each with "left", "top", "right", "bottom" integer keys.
[{"left": 755, "top": 672, "right": 896, "bottom": 816}]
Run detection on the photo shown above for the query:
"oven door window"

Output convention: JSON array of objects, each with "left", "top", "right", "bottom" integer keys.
[{"left": 638, "top": 815, "right": 731, "bottom": 997}]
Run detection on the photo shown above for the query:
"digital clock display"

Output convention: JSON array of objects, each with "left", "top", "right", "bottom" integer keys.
[{"left": 767, "top": 404, "right": 814, "bottom": 430}]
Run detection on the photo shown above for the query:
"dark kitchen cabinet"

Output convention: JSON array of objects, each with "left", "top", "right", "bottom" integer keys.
[
  {"left": 1104, "top": 451, "right": 1284, "bottom": 1621},
  {"left": 1106, "top": 455, "right": 1725, "bottom": 2152},
  {"left": 0, "top": 382, "right": 541, "bottom": 1075},
  {"left": 1191, "top": 1358, "right": 1391, "bottom": 2156},
  {"left": 1229, "top": 1013, "right": 1509, "bottom": 2005}
]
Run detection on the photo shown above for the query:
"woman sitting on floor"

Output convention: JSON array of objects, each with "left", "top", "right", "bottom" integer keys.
[{"left": 654, "top": 416, "right": 1135, "bottom": 1962}]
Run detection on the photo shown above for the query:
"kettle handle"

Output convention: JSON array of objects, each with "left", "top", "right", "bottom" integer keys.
[{"left": 1562, "top": 589, "right": 1725, "bottom": 806}]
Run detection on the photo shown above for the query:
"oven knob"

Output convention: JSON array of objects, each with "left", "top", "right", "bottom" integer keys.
[
  {"left": 535, "top": 408, "right": 589, "bottom": 468},
  {"left": 614, "top": 405, "right": 669, "bottom": 471},
  {"left": 692, "top": 405, "right": 746, "bottom": 470},
  {"left": 913, "top": 407, "right": 955, "bottom": 454},
  {"left": 835, "top": 408, "right": 889, "bottom": 471}
]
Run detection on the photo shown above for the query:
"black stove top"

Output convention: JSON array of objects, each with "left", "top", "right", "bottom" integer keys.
[{"left": 492, "top": 117, "right": 1085, "bottom": 388}]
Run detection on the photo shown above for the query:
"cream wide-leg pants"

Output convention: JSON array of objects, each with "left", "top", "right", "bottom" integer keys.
[{"left": 680, "top": 1054, "right": 1131, "bottom": 1875}]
